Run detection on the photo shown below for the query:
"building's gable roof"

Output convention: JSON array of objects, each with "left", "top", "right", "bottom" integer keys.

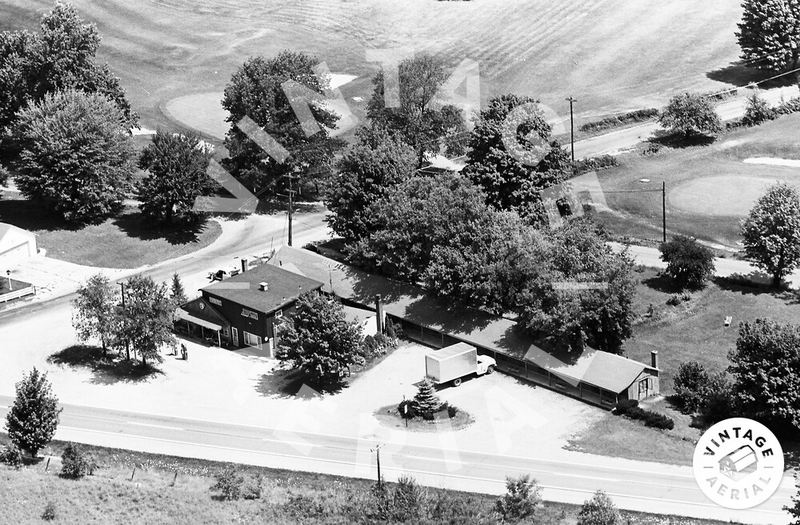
[
  {"left": 0, "top": 222, "right": 36, "bottom": 251},
  {"left": 179, "top": 297, "right": 228, "bottom": 327},
  {"left": 202, "top": 262, "right": 323, "bottom": 314},
  {"left": 524, "top": 345, "right": 648, "bottom": 393}
]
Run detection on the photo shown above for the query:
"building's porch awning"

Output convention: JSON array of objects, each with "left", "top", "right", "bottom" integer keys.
[{"left": 176, "top": 308, "right": 223, "bottom": 331}]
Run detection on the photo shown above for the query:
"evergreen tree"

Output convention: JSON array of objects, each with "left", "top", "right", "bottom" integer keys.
[
  {"left": 413, "top": 378, "right": 442, "bottom": 415},
  {"left": 495, "top": 475, "right": 541, "bottom": 522},
  {"left": 737, "top": 0, "right": 800, "bottom": 72},
  {"left": 4, "top": 368, "right": 61, "bottom": 457},
  {"left": 170, "top": 273, "right": 187, "bottom": 306}
]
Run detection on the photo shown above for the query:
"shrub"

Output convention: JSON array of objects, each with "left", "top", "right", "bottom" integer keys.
[
  {"left": 422, "top": 411, "right": 435, "bottom": 421},
  {"left": 742, "top": 92, "right": 775, "bottom": 127},
  {"left": 41, "top": 502, "right": 56, "bottom": 521},
  {"left": 60, "top": 442, "right": 95, "bottom": 479},
  {"left": 673, "top": 361, "right": 709, "bottom": 413},
  {"left": 573, "top": 155, "right": 618, "bottom": 175},
  {"left": 658, "top": 92, "right": 722, "bottom": 137},
  {"left": 577, "top": 490, "right": 620, "bottom": 525},
  {"left": 578, "top": 108, "right": 658, "bottom": 133},
  {"left": 613, "top": 399, "right": 638, "bottom": 416},
  {"left": 659, "top": 235, "right": 715, "bottom": 290},
  {"left": 385, "top": 318, "right": 400, "bottom": 339},
  {"left": 681, "top": 293, "right": 691, "bottom": 302},
  {"left": 496, "top": 474, "right": 541, "bottom": 522},
  {"left": 666, "top": 295, "right": 681, "bottom": 306},
  {"left": 447, "top": 405, "right": 458, "bottom": 418},
  {"left": 397, "top": 399, "right": 417, "bottom": 419},
  {"left": 775, "top": 97, "right": 800, "bottom": 115},
  {"left": 392, "top": 475, "right": 426, "bottom": 522},
  {"left": 0, "top": 443, "right": 23, "bottom": 468},
  {"left": 361, "top": 335, "right": 380, "bottom": 359},
  {"left": 241, "top": 473, "right": 263, "bottom": 500},
  {"left": 211, "top": 466, "right": 244, "bottom": 500}
]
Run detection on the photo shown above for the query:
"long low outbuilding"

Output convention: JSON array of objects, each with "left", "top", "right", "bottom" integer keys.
[{"left": 268, "top": 246, "right": 659, "bottom": 407}]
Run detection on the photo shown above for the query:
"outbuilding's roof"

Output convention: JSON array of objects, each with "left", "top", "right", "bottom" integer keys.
[
  {"left": 524, "top": 345, "right": 648, "bottom": 393},
  {"left": 202, "top": 263, "right": 323, "bottom": 314}
]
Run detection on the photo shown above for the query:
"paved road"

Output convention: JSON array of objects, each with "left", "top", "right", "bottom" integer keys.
[
  {"left": 574, "top": 86, "right": 800, "bottom": 159},
  {"left": 611, "top": 241, "right": 800, "bottom": 289},
  {"left": 0, "top": 397, "right": 792, "bottom": 524}
]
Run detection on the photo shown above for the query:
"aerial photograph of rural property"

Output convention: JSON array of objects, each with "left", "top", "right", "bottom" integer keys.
[{"left": 2, "top": 0, "right": 800, "bottom": 523}]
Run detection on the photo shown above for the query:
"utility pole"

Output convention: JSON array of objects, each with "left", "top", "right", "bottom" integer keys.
[
  {"left": 662, "top": 181, "right": 667, "bottom": 243},
  {"left": 566, "top": 96, "right": 577, "bottom": 163},
  {"left": 371, "top": 443, "right": 382, "bottom": 489},
  {"left": 287, "top": 174, "right": 294, "bottom": 247},
  {"left": 119, "top": 282, "right": 130, "bottom": 360}
]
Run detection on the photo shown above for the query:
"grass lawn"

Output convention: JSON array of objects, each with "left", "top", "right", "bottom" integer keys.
[
  {"left": 0, "top": 437, "right": 731, "bottom": 524},
  {"left": 0, "top": 196, "right": 222, "bottom": 268},
  {"left": 595, "top": 113, "right": 800, "bottom": 247},
  {"left": 1, "top": 0, "right": 746, "bottom": 135},
  {"left": 568, "top": 267, "right": 800, "bottom": 466}
]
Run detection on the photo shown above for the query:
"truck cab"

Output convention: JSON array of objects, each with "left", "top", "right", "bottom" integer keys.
[{"left": 476, "top": 355, "right": 496, "bottom": 376}]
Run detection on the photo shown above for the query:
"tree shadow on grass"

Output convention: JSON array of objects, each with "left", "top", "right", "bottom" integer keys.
[
  {"left": 641, "top": 273, "right": 682, "bottom": 294},
  {"left": 48, "top": 345, "right": 163, "bottom": 385},
  {"left": 647, "top": 131, "right": 717, "bottom": 150},
  {"left": 713, "top": 276, "right": 800, "bottom": 303},
  {"left": 707, "top": 63, "right": 798, "bottom": 89},
  {"left": 112, "top": 210, "right": 207, "bottom": 245},
  {"left": 0, "top": 197, "right": 77, "bottom": 232}
]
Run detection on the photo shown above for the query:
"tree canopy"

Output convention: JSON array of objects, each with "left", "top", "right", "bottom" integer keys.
[
  {"left": 117, "top": 275, "right": 177, "bottom": 366},
  {"left": 12, "top": 89, "right": 136, "bottom": 224},
  {"left": 367, "top": 53, "right": 467, "bottom": 167},
  {"left": 138, "top": 130, "right": 214, "bottom": 225},
  {"left": 0, "top": 2, "right": 134, "bottom": 135},
  {"left": 737, "top": 0, "right": 800, "bottom": 72},
  {"left": 222, "top": 51, "right": 342, "bottom": 198},
  {"left": 730, "top": 319, "right": 800, "bottom": 431},
  {"left": 658, "top": 93, "right": 722, "bottom": 137},
  {"left": 5, "top": 368, "right": 61, "bottom": 457},
  {"left": 659, "top": 235, "right": 715, "bottom": 290},
  {"left": 324, "top": 126, "right": 416, "bottom": 243},
  {"left": 72, "top": 273, "right": 119, "bottom": 355},
  {"left": 741, "top": 182, "right": 800, "bottom": 288},
  {"left": 276, "top": 291, "right": 364, "bottom": 388},
  {"left": 463, "top": 93, "right": 570, "bottom": 224}
]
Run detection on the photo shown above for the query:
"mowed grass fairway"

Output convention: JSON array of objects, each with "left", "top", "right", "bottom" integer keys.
[
  {"left": 1, "top": 0, "right": 743, "bottom": 133},
  {"left": 596, "top": 114, "right": 800, "bottom": 247}
]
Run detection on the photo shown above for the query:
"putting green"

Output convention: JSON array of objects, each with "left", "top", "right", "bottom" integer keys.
[{"left": 669, "top": 175, "right": 800, "bottom": 217}]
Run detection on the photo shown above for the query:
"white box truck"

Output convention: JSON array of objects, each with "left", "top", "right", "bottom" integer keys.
[{"left": 425, "top": 342, "right": 496, "bottom": 387}]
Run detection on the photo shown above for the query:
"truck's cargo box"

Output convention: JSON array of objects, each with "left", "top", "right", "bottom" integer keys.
[{"left": 425, "top": 342, "right": 477, "bottom": 383}]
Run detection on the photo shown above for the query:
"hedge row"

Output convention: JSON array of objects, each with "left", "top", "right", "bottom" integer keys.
[
  {"left": 774, "top": 97, "right": 800, "bottom": 115},
  {"left": 573, "top": 154, "right": 618, "bottom": 175},
  {"left": 613, "top": 400, "right": 675, "bottom": 430},
  {"left": 579, "top": 108, "right": 659, "bottom": 134}
]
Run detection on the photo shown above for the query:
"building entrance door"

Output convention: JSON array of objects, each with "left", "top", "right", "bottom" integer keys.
[{"left": 232, "top": 328, "right": 239, "bottom": 346}]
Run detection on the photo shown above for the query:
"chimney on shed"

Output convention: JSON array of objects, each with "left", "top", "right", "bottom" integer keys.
[
  {"left": 259, "top": 282, "right": 269, "bottom": 292},
  {"left": 651, "top": 350, "right": 659, "bottom": 369},
  {"left": 375, "top": 294, "right": 384, "bottom": 334},
  {"left": 241, "top": 258, "right": 248, "bottom": 273}
]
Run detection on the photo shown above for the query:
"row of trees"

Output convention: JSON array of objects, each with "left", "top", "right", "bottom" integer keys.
[
  {"left": 1, "top": 4, "right": 216, "bottom": 226},
  {"left": 72, "top": 273, "right": 185, "bottom": 365},
  {"left": 674, "top": 318, "right": 800, "bottom": 433}
]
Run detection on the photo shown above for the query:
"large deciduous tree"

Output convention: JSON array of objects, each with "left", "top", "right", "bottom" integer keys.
[
  {"left": 72, "top": 274, "right": 119, "bottom": 356},
  {"left": 222, "top": 51, "right": 341, "bottom": 198},
  {"left": 4, "top": 368, "right": 61, "bottom": 457},
  {"left": 741, "top": 182, "right": 800, "bottom": 288},
  {"left": 324, "top": 126, "right": 416, "bottom": 243},
  {"left": 729, "top": 319, "right": 800, "bottom": 431},
  {"left": 516, "top": 218, "right": 636, "bottom": 353},
  {"left": 276, "top": 291, "right": 364, "bottom": 388},
  {"left": 367, "top": 53, "right": 467, "bottom": 167},
  {"left": 659, "top": 235, "right": 715, "bottom": 290},
  {"left": 0, "top": 2, "right": 134, "bottom": 135},
  {"left": 117, "top": 275, "right": 177, "bottom": 366},
  {"left": 658, "top": 93, "right": 722, "bottom": 137},
  {"left": 737, "top": 0, "right": 800, "bottom": 72},
  {"left": 463, "top": 93, "right": 570, "bottom": 224},
  {"left": 138, "top": 130, "right": 214, "bottom": 225},
  {"left": 12, "top": 89, "right": 136, "bottom": 224}
]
